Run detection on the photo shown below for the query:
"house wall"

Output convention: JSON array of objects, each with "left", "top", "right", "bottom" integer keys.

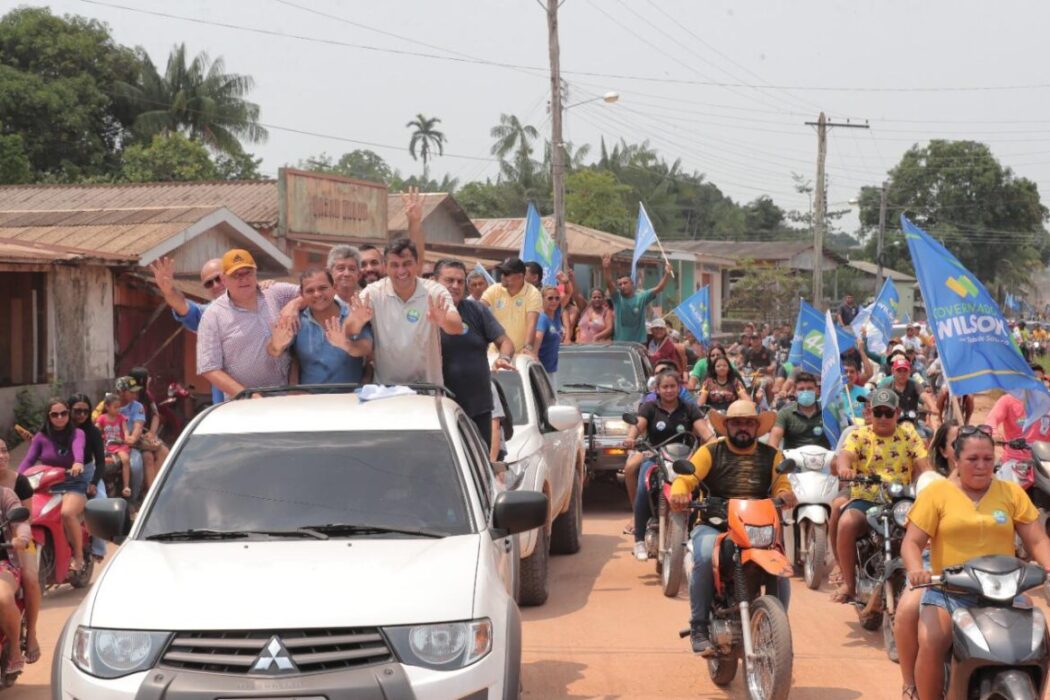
[
  {"left": 171, "top": 226, "right": 245, "bottom": 276},
  {"left": 50, "top": 265, "right": 114, "bottom": 383},
  {"left": 392, "top": 208, "right": 467, "bottom": 244}
]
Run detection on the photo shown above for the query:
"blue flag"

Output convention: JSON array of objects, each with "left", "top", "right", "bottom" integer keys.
[
  {"left": 788, "top": 301, "right": 805, "bottom": 369},
  {"left": 632, "top": 203, "right": 659, "bottom": 284},
  {"left": 821, "top": 310, "right": 850, "bottom": 447},
  {"left": 902, "top": 215, "right": 1050, "bottom": 429},
  {"left": 862, "top": 278, "right": 900, "bottom": 355},
  {"left": 673, "top": 286, "right": 711, "bottom": 344},
  {"left": 519, "top": 202, "right": 562, "bottom": 286},
  {"left": 792, "top": 300, "right": 857, "bottom": 373},
  {"left": 474, "top": 261, "right": 496, "bottom": 286}
]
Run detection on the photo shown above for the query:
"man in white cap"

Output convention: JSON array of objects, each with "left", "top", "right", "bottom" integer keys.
[
  {"left": 646, "top": 318, "right": 686, "bottom": 376},
  {"left": 669, "top": 400, "right": 796, "bottom": 655}
]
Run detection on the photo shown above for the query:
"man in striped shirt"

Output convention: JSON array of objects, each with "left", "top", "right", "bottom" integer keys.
[{"left": 196, "top": 249, "right": 301, "bottom": 398}]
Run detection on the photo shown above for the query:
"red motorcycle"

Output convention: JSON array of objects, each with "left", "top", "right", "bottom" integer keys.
[
  {"left": 157, "top": 381, "right": 193, "bottom": 444},
  {"left": 23, "top": 466, "right": 92, "bottom": 591}
]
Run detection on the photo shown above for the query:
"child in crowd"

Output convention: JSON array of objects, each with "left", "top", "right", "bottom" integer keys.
[{"left": 95, "top": 393, "right": 132, "bottom": 498}]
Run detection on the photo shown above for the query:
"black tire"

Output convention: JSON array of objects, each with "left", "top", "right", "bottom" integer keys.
[
  {"left": 708, "top": 654, "right": 738, "bottom": 686},
  {"left": 745, "top": 595, "right": 793, "bottom": 700},
  {"left": 37, "top": 537, "right": 54, "bottom": 594},
  {"left": 70, "top": 555, "right": 94, "bottom": 589},
  {"left": 803, "top": 524, "right": 828, "bottom": 591},
  {"left": 518, "top": 527, "right": 549, "bottom": 606},
  {"left": 661, "top": 511, "right": 687, "bottom": 597},
  {"left": 550, "top": 470, "right": 582, "bottom": 555}
]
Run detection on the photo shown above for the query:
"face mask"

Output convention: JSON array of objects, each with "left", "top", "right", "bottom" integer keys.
[{"left": 797, "top": 390, "right": 817, "bottom": 407}]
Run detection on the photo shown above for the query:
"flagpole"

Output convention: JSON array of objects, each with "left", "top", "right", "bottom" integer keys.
[{"left": 654, "top": 238, "right": 676, "bottom": 279}]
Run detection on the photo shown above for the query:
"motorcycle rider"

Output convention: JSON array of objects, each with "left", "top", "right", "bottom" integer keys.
[
  {"left": 767, "top": 372, "right": 831, "bottom": 451},
  {"left": 986, "top": 375, "right": 1050, "bottom": 491},
  {"left": 903, "top": 426, "right": 1050, "bottom": 700},
  {"left": 669, "top": 400, "right": 797, "bottom": 655},
  {"left": 878, "top": 357, "right": 940, "bottom": 437},
  {"left": 0, "top": 486, "right": 30, "bottom": 678},
  {"left": 624, "top": 369, "right": 710, "bottom": 561},
  {"left": 832, "top": 388, "right": 930, "bottom": 604}
]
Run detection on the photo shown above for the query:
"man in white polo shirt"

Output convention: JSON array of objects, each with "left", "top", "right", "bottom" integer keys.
[{"left": 348, "top": 238, "right": 463, "bottom": 385}]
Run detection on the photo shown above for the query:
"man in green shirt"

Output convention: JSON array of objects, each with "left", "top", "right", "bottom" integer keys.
[
  {"left": 601, "top": 254, "right": 672, "bottom": 343},
  {"left": 767, "top": 372, "right": 830, "bottom": 450}
]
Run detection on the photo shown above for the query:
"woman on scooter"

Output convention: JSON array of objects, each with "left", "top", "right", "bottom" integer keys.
[
  {"left": 623, "top": 369, "right": 709, "bottom": 561},
  {"left": 0, "top": 484, "right": 31, "bottom": 679},
  {"left": 0, "top": 440, "right": 38, "bottom": 668},
  {"left": 902, "top": 426, "right": 1050, "bottom": 700},
  {"left": 697, "top": 356, "right": 748, "bottom": 413},
  {"left": 17, "top": 398, "right": 88, "bottom": 573},
  {"left": 69, "top": 393, "right": 107, "bottom": 565},
  {"left": 894, "top": 421, "right": 958, "bottom": 700}
]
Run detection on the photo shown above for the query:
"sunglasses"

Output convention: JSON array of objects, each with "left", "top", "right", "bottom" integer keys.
[
  {"left": 202, "top": 275, "right": 222, "bottom": 289},
  {"left": 72, "top": 408, "right": 90, "bottom": 415},
  {"left": 958, "top": 424, "right": 993, "bottom": 438},
  {"left": 872, "top": 407, "right": 896, "bottom": 419},
  {"left": 49, "top": 410, "right": 69, "bottom": 418},
  {"left": 544, "top": 296, "right": 561, "bottom": 301}
]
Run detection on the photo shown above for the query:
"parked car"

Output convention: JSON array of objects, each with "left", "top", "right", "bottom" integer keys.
[
  {"left": 56, "top": 386, "right": 547, "bottom": 699},
  {"left": 492, "top": 355, "right": 585, "bottom": 606},
  {"left": 555, "top": 343, "right": 651, "bottom": 481}
]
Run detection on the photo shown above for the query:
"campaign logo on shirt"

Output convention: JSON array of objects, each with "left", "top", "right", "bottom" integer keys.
[
  {"left": 461, "top": 322, "right": 471, "bottom": 335},
  {"left": 655, "top": 421, "right": 667, "bottom": 431},
  {"left": 515, "top": 298, "right": 524, "bottom": 307},
  {"left": 814, "top": 426, "right": 823, "bottom": 436},
  {"left": 406, "top": 308, "right": 421, "bottom": 324},
  {"left": 676, "top": 424, "right": 685, "bottom": 433},
  {"left": 992, "top": 509, "right": 1008, "bottom": 525}
]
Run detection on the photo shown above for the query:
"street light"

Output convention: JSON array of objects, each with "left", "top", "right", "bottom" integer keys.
[{"left": 552, "top": 89, "right": 619, "bottom": 262}]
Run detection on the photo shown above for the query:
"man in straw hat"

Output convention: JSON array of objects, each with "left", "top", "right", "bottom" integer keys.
[{"left": 670, "top": 399, "right": 797, "bottom": 656}]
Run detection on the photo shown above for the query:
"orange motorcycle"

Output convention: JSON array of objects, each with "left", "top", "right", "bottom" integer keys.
[{"left": 674, "top": 459, "right": 794, "bottom": 700}]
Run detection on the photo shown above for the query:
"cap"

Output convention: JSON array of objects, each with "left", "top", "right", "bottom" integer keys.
[
  {"left": 115, "top": 376, "right": 140, "bottom": 392},
  {"left": 222, "top": 249, "right": 257, "bottom": 276},
  {"left": 869, "top": 387, "right": 899, "bottom": 410},
  {"left": 649, "top": 318, "right": 667, "bottom": 329},
  {"left": 892, "top": 357, "right": 912, "bottom": 371},
  {"left": 496, "top": 257, "right": 526, "bottom": 275}
]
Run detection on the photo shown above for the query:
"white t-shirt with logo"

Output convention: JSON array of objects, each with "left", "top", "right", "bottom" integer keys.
[{"left": 359, "top": 277, "right": 455, "bottom": 386}]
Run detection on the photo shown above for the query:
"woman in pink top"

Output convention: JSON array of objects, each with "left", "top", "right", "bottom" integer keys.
[{"left": 575, "top": 289, "right": 614, "bottom": 343}]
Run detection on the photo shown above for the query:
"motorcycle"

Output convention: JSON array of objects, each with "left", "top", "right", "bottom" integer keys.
[
  {"left": 0, "top": 505, "right": 30, "bottom": 689},
  {"left": 623, "top": 413, "right": 700, "bottom": 597},
  {"left": 23, "top": 466, "right": 93, "bottom": 591},
  {"left": 673, "top": 459, "right": 794, "bottom": 700},
  {"left": 779, "top": 446, "right": 838, "bottom": 590},
  {"left": 157, "top": 381, "right": 193, "bottom": 445},
  {"left": 848, "top": 474, "right": 914, "bottom": 663},
  {"left": 921, "top": 556, "right": 1050, "bottom": 699}
]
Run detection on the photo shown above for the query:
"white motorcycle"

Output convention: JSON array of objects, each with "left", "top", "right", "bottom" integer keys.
[{"left": 780, "top": 445, "right": 839, "bottom": 590}]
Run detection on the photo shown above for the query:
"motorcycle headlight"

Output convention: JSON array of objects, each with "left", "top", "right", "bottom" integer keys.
[
  {"left": 950, "top": 609, "right": 990, "bottom": 653},
  {"left": 602, "top": 419, "right": 629, "bottom": 436},
  {"left": 744, "top": 525, "right": 775, "bottom": 548},
  {"left": 25, "top": 472, "right": 42, "bottom": 491},
  {"left": 72, "top": 627, "right": 170, "bottom": 679},
  {"left": 385, "top": 619, "right": 491, "bottom": 670},
  {"left": 892, "top": 499, "right": 913, "bottom": 527},
  {"left": 972, "top": 569, "right": 1021, "bottom": 601},
  {"left": 803, "top": 455, "right": 827, "bottom": 471}
]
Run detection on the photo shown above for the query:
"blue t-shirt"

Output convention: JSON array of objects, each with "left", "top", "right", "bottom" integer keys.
[
  {"left": 118, "top": 400, "right": 146, "bottom": 428},
  {"left": 173, "top": 300, "right": 224, "bottom": 405},
  {"left": 293, "top": 301, "right": 371, "bottom": 385},
  {"left": 611, "top": 289, "right": 655, "bottom": 343},
  {"left": 536, "top": 312, "right": 562, "bottom": 374}
]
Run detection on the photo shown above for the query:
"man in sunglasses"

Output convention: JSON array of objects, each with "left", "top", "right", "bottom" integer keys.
[{"left": 830, "top": 387, "right": 930, "bottom": 604}]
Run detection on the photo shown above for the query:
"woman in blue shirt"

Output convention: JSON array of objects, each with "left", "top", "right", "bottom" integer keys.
[
  {"left": 268, "top": 268, "right": 373, "bottom": 385},
  {"left": 533, "top": 285, "right": 563, "bottom": 388}
]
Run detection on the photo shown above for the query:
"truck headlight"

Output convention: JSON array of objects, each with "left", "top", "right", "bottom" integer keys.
[
  {"left": 72, "top": 627, "right": 170, "bottom": 679},
  {"left": 602, "top": 419, "right": 629, "bottom": 436},
  {"left": 385, "top": 619, "right": 492, "bottom": 670}
]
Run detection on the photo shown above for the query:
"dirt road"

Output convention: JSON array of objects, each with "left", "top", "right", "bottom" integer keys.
[{"left": 520, "top": 481, "right": 900, "bottom": 699}]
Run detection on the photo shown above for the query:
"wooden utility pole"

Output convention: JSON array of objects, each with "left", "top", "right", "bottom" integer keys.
[
  {"left": 546, "top": 0, "right": 567, "bottom": 262},
  {"left": 876, "top": 181, "right": 888, "bottom": 295},
  {"left": 805, "top": 113, "right": 869, "bottom": 308}
]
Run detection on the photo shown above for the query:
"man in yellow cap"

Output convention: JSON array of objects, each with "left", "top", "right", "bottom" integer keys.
[
  {"left": 196, "top": 249, "right": 302, "bottom": 398},
  {"left": 669, "top": 399, "right": 796, "bottom": 656}
]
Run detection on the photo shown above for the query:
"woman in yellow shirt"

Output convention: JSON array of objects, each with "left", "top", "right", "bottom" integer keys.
[{"left": 902, "top": 426, "right": 1050, "bottom": 700}]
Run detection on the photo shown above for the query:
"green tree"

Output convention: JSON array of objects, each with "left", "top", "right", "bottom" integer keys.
[
  {"left": 855, "top": 140, "right": 1049, "bottom": 289},
  {"left": 119, "top": 43, "right": 267, "bottom": 155},
  {"left": 300, "top": 149, "right": 393, "bottom": 183},
  {"left": 0, "top": 6, "right": 141, "bottom": 180},
  {"left": 213, "top": 148, "right": 262, "bottom": 180},
  {"left": 406, "top": 114, "right": 445, "bottom": 180},
  {"left": 565, "top": 169, "right": 631, "bottom": 235},
  {"left": 457, "top": 180, "right": 532, "bottom": 219},
  {"left": 119, "top": 133, "right": 217, "bottom": 182},
  {"left": 726, "top": 259, "right": 808, "bottom": 325},
  {"left": 490, "top": 113, "right": 542, "bottom": 187},
  {"left": 0, "top": 132, "right": 31, "bottom": 184}
]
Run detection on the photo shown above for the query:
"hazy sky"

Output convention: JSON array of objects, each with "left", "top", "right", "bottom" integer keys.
[{"left": 27, "top": 0, "right": 1050, "bottom": 237}]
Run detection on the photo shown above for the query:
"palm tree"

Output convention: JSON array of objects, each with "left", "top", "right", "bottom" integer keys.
[
  {"left": 118, "top": 44, "right": 267, "bottom": 156},
  {"left": 490, "top": 114, "right": 539, "bottom": 185},
  {"left": 406, "top": 114, "right": 446, "bottom": 180}
]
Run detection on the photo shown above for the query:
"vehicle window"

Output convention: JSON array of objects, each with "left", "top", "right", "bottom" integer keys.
[
  {"left": 493, "top": 371, "right": 529, "bottom": 426},
  {"left": 457, "top": 417, "right": 492, "bottom": 511},
  {"left": 139, "top": 431, "right": 472, "bottom": 538},
  {"left": 529, "top": 366, "right": 553, "bottom": 432},
  {"left": 535, "top": 367, "right": 557, "bottom": 406},
  {"left": 559, "top": 351, "right": 644, "bottom": 392}
]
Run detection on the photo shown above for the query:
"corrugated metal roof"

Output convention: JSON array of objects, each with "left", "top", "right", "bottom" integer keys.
[
  {"left": 670, "top": 239, "right": 846, "bottom": 264},
  {"left": 847, "top": 260, "right": 915, "bottom": 282},
  {"left": 473, "top": 217, "right": 639, "bottom": 258},
  {"left": 0, "top": 181, "right": 279, "bottom": 227},
  {"left": 0, "top": 237, "right": 108, "bottom": 264}
]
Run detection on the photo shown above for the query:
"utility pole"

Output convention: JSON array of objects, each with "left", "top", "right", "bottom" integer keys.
[
  {"left": 805, "top": 113, "right": 869, "bottom": 308},
  {"left": 546, "top": 0, "right": 567, "bottom": 263},
  {"left": 876, "top": 181, "right": 888, "bottom": 295}
]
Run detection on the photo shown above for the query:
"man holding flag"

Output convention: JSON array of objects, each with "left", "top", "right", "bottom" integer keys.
[{"left": 602, "top": 253, "right": 673, "bottom": 344}]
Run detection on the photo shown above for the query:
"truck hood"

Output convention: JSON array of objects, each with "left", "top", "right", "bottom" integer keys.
[
  {"left": 558, "top": 390, "right": 640, "bottom": 417},
  {"left": 87, "top": 536, "right": 480, "bottom": 630}
]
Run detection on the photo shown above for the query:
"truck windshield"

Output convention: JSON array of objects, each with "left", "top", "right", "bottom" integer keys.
[
  {"left": 139, "top": 431, "right": 472, "bottom": 539},
  {"left": 559, "top": 351, "right": 643, "bottom": 392}
]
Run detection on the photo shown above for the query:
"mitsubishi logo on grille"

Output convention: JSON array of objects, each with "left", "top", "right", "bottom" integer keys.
[{"left": 252, "top": 636, "right": 298, "bottom": 674}]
